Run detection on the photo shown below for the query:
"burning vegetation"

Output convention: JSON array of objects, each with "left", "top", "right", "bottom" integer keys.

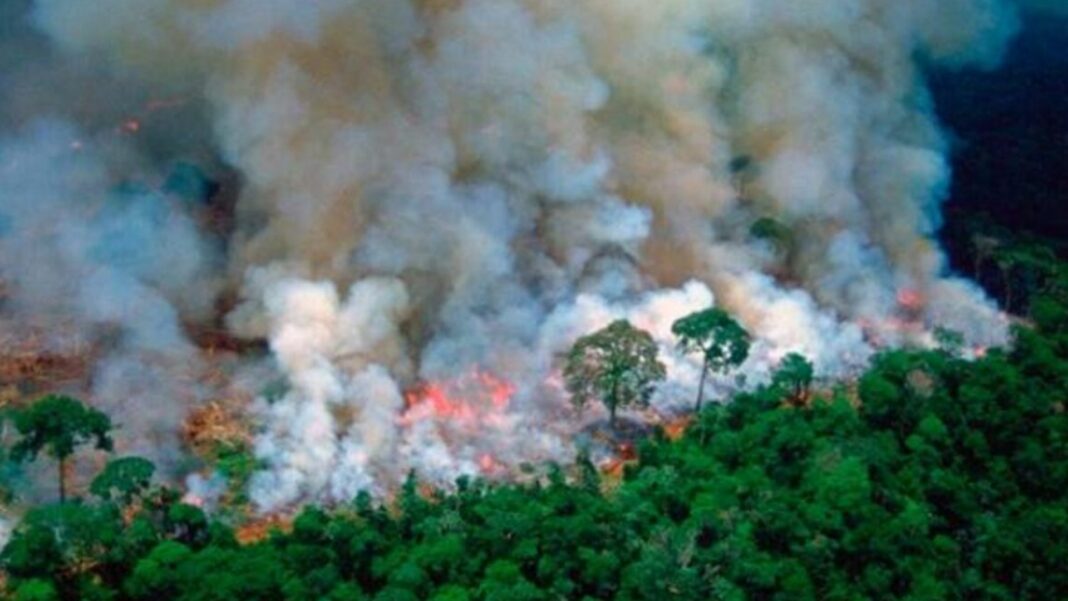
[
  {"left": 0, "top": 322, "right": 95, "bottom": 399},
  {"left": 0, "top": 0, "right": 1021, "bottom": 516},
  {"left": 0, "top": 0, "right": 1066, "bottom": 597},
  {"left": 400, "top": 370, "right": 515, "bottom": 429}
]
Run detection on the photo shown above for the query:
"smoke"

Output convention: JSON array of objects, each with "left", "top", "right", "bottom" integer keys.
[
  {"left": 0, "top": 515, "right": 10, "bottom": 550},
  {"left": 0, "top": 0, "right": 1019, "bottom": 510},
  {"left": 0, "top": 120, "right": 220, "bottom": 480},
  {"left": 1020, "top": 0, "right": 1068, "bottom": 17}
]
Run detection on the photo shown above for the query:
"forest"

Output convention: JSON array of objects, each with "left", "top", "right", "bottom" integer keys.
[
  {"left": 1, "top": 1, "right": 1066, "bottom": 600},
  {"left": 0, "top": 218, "right": 1066, "bottom": 600}
]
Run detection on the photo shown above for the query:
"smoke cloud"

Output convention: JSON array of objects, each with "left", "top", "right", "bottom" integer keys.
[{"left": 0, "top": 0, "right": 1017, "bottom": 510}]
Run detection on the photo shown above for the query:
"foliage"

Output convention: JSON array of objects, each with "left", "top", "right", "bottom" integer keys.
[
  {"left": 3, "top": 308, "right": 1066, "bottom": 600},
  {"left": 212, "top": 441, "right": 260, "bottom": 508},
  {"left": 9, "top": 395, "right": 113, "bottom": 501},
  {"left": 91, "top": 457, "right": 156, "bottom": 505},
  {"left": 771, "top": 352, "right": 814, "bottom": 406},
  {"left": 672, "top": 308, "right": 751, "bottom": 410},
  {"left": 945, "top": 214, "right": 1066, "bottom": 315},
  {"left": 749, "top": 217, "right": 792, "bottom": 252},
  {"left": 564, "top": 320, "right": 666, "bottom": 427},
  {"left": 3, "top": 242, "right": 1068, "bottom": 601}
]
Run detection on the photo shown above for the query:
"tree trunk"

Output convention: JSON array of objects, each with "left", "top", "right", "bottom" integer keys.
[
  {"left": 695, "top": 364, "right": 709, "bottom": 413},
  {"left": 1002, "top": 266, "right": 1013, "bottom": 313},
  {"left": 58, "top": 455, "right": 67, "bottom": 502},
  {"left": 609, "top": 381, "right": 619, "bottom": 431}
]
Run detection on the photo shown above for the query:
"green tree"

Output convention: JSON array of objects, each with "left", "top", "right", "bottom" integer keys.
[
  {"left": 749, "top": 217, "right": 793, "bottom": 256},
  {"left": 564, "top": 320, "right": 666, "bottom": 428},
  {"left": 772, "top": 353, "right": 814, "bottom": 407},
  {"left": 478, "top": 560, "right": 543, "bottom": 601},
  {"left": 123, "top": 540, "right": 193, "bottom": 600},
  {"left": 10, "top": 396, "right": 113, "bottom": 501},
  {"left": 11, "top": 580, "right": 60, "bottom": 601},
  {"left": 4, "top": 242, "right": 1068, "bottom": 601},
  {"left": 934, "top": 327, "right": 965, "bottom": 356},
  {"left": 90, "top": 457, "right": 155, "bottom": 506},
  {"left": 672, "top": 308, "right": 751, "bottom": 411},
  {"left": 429, "top": 585, "right": 471, "bottom": 601},
  {"left": 1, "top": 502, "right": 124, "bottom": 600}
]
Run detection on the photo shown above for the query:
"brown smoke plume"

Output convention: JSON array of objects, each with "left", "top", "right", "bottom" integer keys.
[{"left": 0, "top": 0, "right": 1018, "bottom": 510}]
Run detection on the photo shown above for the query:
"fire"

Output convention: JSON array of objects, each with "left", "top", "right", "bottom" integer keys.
[
  {"left": 474, "top": 370, "right": 515, "bottom": 410},
  {"left": 478, "top": 453, "right": 503, "bottom": 474},
  {"left": 663, "top": 417, "right": 693, "bottom": 441},
  {"left": 897, "top": 288, "right": 925, "bottom": 312},
  {"left": 120, "top": 119, "right": 141, "bottom": 134},
  {"left": 114, "top": 97, "right": 188, "bottom": 138},
  {"left": 400, "top": 368, "right": 515, "bottom": 428}
]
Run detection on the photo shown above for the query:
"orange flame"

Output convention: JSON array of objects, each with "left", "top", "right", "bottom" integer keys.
[
  {"left": 400, "top": 368, "right": 515, "bottom": 428},
  {"left": 896, "top": 288, "right": 925, "bottom": 312},
  {"left": 478, "top": 453, "right": 502, "bottom": 474}
]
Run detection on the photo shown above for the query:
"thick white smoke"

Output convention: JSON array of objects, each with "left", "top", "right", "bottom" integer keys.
[
  {"left": 0, "top": 120, "right": 220, "bottom": 486},
  {"left": 0, "top": 0, "right": 1018, "bottom": 510}
]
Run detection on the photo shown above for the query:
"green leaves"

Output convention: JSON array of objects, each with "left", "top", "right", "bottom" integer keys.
[
  {"left": 772, "top": 353, "right": 815, "bottom": 405},
  {"left": 10, "top": 395, "right": 113, "bottom": 463},
  {"left": 672, "top": 308, "right": 751, "bottom": 372},
  {"left": 564, "top": 319, "right": 666, "bottom": 426},
  {"left": 2, "top": 291, "right": 1068, "bottom": 600},
  {"left": 1, "top": 502, "right": 124, "bottom": 597},
  {"left": 91, "top": 457, "right": 156, "bottom": 504},
  {"left": 672, "top": 307, "right": 751, "bottom": 409},
  {"left": 9, "top": 395, "right": 113, "bottom": 501},
  {"left": 124, "top": 541, "right": 193, "bottom": 599}
]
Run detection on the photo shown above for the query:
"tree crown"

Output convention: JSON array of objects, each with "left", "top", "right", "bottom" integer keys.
[
  {"left": 90, "top": 457, "right": 155, "bottom": 504},
  {"left": 10, "top": 395, "right": 113, "bottom": 463},
  {"left": 564, "top": 319, "right": 666, "bottom": 414},
  {"left": 672, "top": 308, "right": 751, "bottom": 372}
]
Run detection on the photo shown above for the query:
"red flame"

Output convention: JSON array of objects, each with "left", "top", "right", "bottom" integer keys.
[
  {"left": 114, "top": 97, "right": 188, "bottom": 138},
  {"left": 400, "top": 368, "right": 515, "bottom": 428},
  {"left": 478, "top": 453, "right": 502, "bottom": 474},
  {"left": 897, "top": 288, "right": 925, "bottom": 312},
  {"left": 475, "top": 370, "right": 515, "bottom": 410}
]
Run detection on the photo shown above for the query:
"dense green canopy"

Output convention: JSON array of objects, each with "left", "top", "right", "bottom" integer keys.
[
  {"left": 3, "top": 235, "right": 1068, "bottom": 600},
  {"left": 2, "top": 313, "right": 1066, "bottom": 599}
]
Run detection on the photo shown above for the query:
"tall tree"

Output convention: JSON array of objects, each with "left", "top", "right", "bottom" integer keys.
[
  {"left": 772, "top": 353, "right": 815, "bottom": 407},
  {"left": 672, "top": 308, "right": 751, "bottom": 411},
  {"left": 10, "top": 395, "right": 113, "bottom": 502},
  {"left": 90, "top": 457, "right": 155, "bottom": 506},
  {"left": 564, "top": 320, "right": 666, "bottom": 428}
]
